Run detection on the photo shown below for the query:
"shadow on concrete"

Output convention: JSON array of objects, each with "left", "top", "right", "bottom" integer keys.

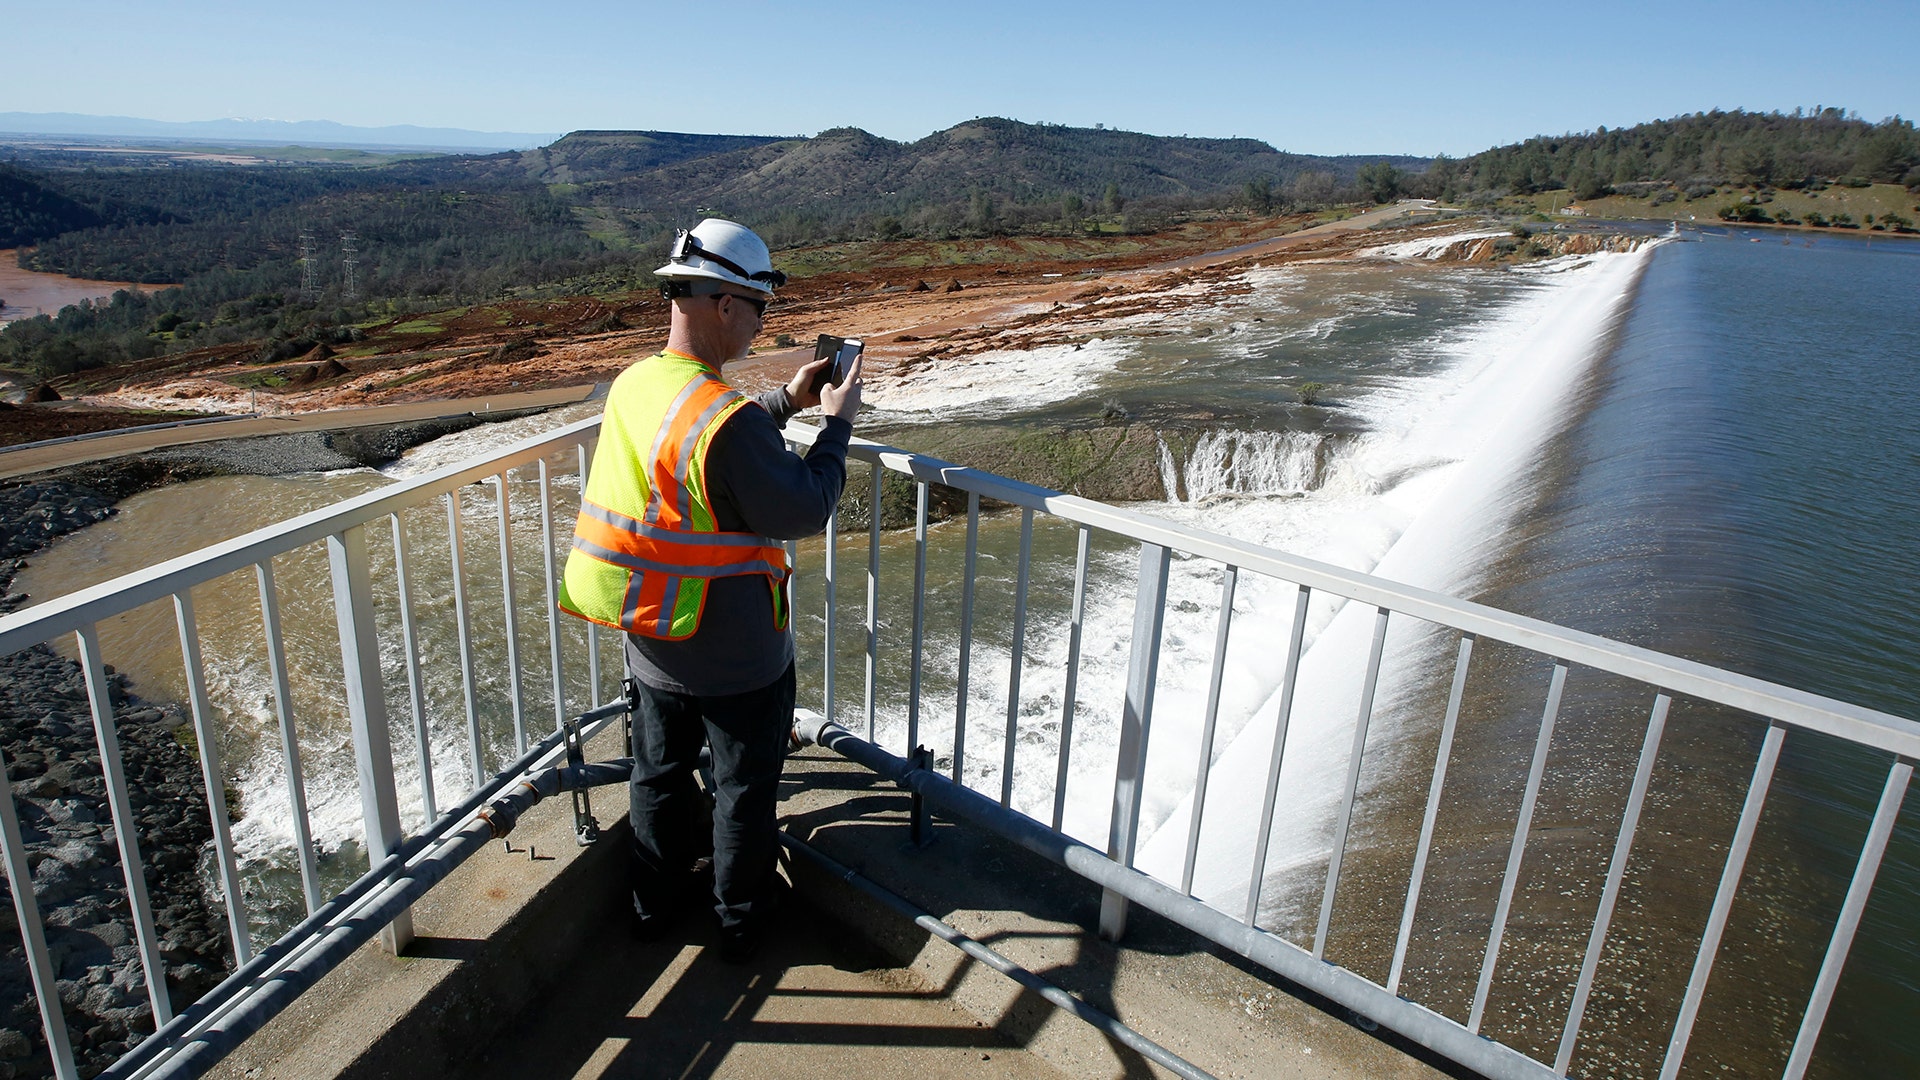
[{"left": 451, "top": 887, "right": 1046, "bottom": 1079}]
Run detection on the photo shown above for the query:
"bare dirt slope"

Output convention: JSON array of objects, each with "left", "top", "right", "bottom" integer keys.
[{"left": 5, "top": 203, "right": 1465, "bottom": 448}]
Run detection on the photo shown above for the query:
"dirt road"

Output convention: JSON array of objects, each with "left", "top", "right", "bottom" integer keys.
[{"left": 0, "top": 385, "right": 598, "bottom": 480}]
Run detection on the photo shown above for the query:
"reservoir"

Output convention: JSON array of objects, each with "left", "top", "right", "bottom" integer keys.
[
  {"left": 0, "top": 249, "right": 155, "bottom": 325},
  {"left": 13, "top": 228, "right": 1917, "bottom": 1077}
]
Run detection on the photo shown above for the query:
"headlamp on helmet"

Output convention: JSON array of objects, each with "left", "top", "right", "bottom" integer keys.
[{"left": 655, "top": 218, "right": 786, "bottom": 297}]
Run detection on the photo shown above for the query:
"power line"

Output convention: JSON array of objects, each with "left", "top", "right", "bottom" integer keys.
[
  {"left": 298, "top": 232, "right": 318, "bottom": 303},
  {"left": 340, "top": 232, "right": 359, "bottom": 303}
]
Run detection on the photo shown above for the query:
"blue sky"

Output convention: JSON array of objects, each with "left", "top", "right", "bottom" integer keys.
[{"left": 3, "top": 0, "right": 1913, "bottom": 156}]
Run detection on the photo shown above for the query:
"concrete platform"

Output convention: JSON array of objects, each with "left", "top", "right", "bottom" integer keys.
[{"left": 205, "top": 735, "right": 1457, "bottom": 1080}]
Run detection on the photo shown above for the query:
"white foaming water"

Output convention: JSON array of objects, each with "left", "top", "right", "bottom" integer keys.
[
  {"left": 380, "top": 400, "right": 604, "bottom": 479},
  {"left": 1158, "top": 430, "right": 1340, "bottom": 502},
  {"left": 1129, "top": 246, "right": 1660, "bottom": 918},
  {"left": 854, "top": 247, "right": 1661, "bottom": 905},
  {"left": 1358, "top": 228, "right": 1514, "bottom": 261},
  {"left": 864, "top": 339, "right": 1131, "bottom": 421}
]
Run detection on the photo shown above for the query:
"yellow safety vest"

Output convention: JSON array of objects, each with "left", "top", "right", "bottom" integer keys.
[{"left": 557, "top": 351, "right": 790, "bottom": 639}]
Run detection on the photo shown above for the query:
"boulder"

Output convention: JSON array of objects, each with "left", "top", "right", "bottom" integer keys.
[
  {"left": 491, "top": 338, "right": 540, "bottom": 363},
  {"left": 942, "top": 279, "right": 963, "bottom": 293},
  {"left": 910, "top": 280, "right": 931, "bottom": 292},
  {"left": 24, "top": 384, "right": 60, "bottom": 403}
]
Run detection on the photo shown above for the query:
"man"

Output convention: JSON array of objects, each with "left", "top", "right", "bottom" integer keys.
[{"left": 557, "top": 218, "right": 862, "bottom": 960}]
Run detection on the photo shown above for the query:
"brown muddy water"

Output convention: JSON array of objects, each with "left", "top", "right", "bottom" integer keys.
[{"left": 0, "top": 250, "right": 158, "bottom": 325}]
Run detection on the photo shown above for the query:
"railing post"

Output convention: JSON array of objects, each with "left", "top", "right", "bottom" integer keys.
[
  {"left": 1100, "top": 542, "right": 1170, "bottom": 941},
  {"left": 0, "top": 742, "right": 79, "bottom": 1079},
  {"left": 328, "top": 524, "right": 413, "bottom": 953},
  {"left": 823, "top": 504, "right": 838, "bottom": 727}
]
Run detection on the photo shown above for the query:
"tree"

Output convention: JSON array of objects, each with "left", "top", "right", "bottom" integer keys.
[
  {"left": 1102, "top": 182, "right": 1124, "bottom": 215},
  {"left": 968, "top": 190, "right": 997, "bottom": 233},
  {"left": 1243, "top": 178, "right": 1273, "bottom": 214},
  {"left": 1569, "top": 168, "right": 1609, "bottom": 201},
  {"left": 1288, "top": 171, "right": 1337, "bottom": 207},
  {"left": 1357, "top": 162, "right": 1403, "bottom": 204}
]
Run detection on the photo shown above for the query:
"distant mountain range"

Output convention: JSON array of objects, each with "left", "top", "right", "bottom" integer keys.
[{"left": 0, "top": 112, "right": 559, "bottom": 152}]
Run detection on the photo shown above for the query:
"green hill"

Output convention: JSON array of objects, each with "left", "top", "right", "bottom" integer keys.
[{"left": 1433, "top": 108, "right": 1920, "bottom": 202}]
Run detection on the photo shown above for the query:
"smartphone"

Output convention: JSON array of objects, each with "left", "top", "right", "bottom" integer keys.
[{"left": 809, "top": 334, "right": 863, "bottom": 395}]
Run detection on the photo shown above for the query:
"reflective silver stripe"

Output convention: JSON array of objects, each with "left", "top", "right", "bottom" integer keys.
[
  {"left": 670, "top": 389, "right": 745, "bottom": 525},
  {"left": 642, "top": 373, "right": 713, "bottom": 525},
  {"left": 572, "top": 535, "right": 785, "bottom": 579},
  {"left": 654, "top": 576, "right": 684, "bottom": 637},
  {"left": 580, "top": 500, "right": 776, "bottom": 548},
  {"left": 620, "top": 567, "right": 647, "bottom": 631}
]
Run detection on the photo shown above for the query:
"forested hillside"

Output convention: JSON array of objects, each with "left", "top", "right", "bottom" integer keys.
[
  {"left": 1426, "top": 108, "right": 1920, "bottom": 202},
  {"left": 0, "top": 166, "right": 108, "bottom": 247}
]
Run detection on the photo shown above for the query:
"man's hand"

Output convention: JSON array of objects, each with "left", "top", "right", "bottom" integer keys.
[
  {"left": 819, "top": 352, "right": 863, "bottom": 423},
  {"left": 785, "top": 354, "right": 832, "bottom": 411}
]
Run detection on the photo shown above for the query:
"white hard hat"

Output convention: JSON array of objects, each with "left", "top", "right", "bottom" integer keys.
[{"left": 654, "top": 218, "right": 787, "bottom": 297}]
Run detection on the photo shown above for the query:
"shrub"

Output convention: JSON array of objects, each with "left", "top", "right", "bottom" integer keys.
[{"left": 1297, "top": 382, "right": 1329, "bottom": 405}]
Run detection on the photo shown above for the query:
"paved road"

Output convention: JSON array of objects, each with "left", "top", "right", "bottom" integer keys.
[{"left": 0, "top": 385, "right": 600, "bottom": 480}]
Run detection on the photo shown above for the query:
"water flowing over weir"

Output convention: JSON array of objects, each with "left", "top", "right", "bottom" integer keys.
[
  {"left": 1133, "top": 246, "right": 1658, "bottom": 918},
  {"left": 1157, "top": 429, "right": 1337, "bottom": 503}
]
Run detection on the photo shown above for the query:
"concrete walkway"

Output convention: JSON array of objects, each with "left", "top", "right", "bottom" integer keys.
[
  {"left": 207, "top": 732, "right": 1451, "bottom": 1080},
  {"left": 459, "top": 910, "right": 1059, "bottom": 1079}
]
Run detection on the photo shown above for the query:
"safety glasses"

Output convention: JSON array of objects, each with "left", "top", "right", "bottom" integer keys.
[{"left": 716, "top": 292, "right": 769, "bottom": 317}]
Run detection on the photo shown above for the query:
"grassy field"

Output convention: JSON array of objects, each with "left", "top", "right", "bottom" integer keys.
[{"left": 1505, "top": 183, "right": 1919, "bottom": 229}]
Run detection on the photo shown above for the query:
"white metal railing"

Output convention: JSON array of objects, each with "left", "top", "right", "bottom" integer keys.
[
  {"left": 783, "top": 423, "right": 1917, "bottom": 1080},
  {"left": 0, "top": 416, "right": 610, "bottom": 1080},
  {"left": 0, "top": 414, "right": 1914, "bottom": 1080}
]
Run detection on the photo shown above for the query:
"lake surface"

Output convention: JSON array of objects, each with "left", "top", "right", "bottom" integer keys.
[
  {"left": 0, "top": 249, "right": 155, "bottom": 324},
  {"left": 15, "top": 229, "right": 1917, "bottom": 1077}
]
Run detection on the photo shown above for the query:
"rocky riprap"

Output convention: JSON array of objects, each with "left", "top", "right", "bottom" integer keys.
[
  {"left": 0, "top": 650, "right": 228, "bottom": 1079},
  {"left": 2, "top": 481, "right": 231, "bottom": 1079}
]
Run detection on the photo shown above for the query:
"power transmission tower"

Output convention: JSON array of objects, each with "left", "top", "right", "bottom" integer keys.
[
  {"left": 340, "top": 231, "right": 359, "bottom": 303},
  {"left": 298, "top": 232, "right": 318, "bottom": 303}
]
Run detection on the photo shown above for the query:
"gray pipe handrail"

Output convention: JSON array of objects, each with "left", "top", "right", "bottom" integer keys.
[{"left": 104, "top": 697, "right": 634, "bottom": 1080}]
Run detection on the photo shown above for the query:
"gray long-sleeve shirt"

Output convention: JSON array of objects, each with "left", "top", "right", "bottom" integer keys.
[{"left": 624, "top": 384, "right": 852, "bottom": 696}]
